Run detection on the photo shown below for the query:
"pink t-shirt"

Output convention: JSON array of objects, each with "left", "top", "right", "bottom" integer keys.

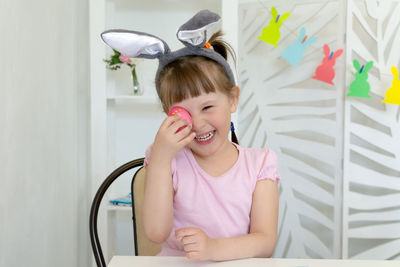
[{"left": 144, "top": 143, "right": 280, "bottom": 256}]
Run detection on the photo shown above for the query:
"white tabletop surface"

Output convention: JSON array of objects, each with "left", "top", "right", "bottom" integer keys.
[{"left": 108, "top": 256, "right": 400, "bottom": 267}]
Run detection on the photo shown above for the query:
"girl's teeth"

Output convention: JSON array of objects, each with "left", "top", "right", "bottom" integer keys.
[{"left": 195, "top": 131, "right": 214, "bottom": 141}]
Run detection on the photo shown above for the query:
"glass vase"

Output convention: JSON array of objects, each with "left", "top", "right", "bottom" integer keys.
[{"left": 131, "top": 65, "right": 142, "bottom": 95}]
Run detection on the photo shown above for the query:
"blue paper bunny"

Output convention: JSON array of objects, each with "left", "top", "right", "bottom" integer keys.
[{"left": 281, "top": 28, "right": 317, "bottom": 67}]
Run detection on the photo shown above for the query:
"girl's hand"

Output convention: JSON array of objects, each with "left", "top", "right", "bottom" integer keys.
[
  {"left": 175, "top": 227, "right": 216, "bottom": 261},
  {"left": 152, "top": 114, "right": 195, "bottom": 161}
]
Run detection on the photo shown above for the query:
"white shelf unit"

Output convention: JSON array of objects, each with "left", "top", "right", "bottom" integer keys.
[
  {"left": 106, "top": 95, "right": 159, "bottom": 103},
  {"left": 107, "top": 204, "right": 131, "bottom": 212},
  {"left": 90, "top": 0, "right": 238, "bottom": 264}
]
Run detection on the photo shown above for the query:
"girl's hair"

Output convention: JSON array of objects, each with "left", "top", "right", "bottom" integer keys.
[{"left": 156, "top": 30, "right": 239, "bottom": 144}]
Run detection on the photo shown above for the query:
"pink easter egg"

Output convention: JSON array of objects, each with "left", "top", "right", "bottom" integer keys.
[{"left": 168, "top": 106, "right": 192, "bottom": 132}]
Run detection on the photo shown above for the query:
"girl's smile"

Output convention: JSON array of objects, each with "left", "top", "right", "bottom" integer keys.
[{"left": 194, "top": 130, "right": 216, "bottom": 144}]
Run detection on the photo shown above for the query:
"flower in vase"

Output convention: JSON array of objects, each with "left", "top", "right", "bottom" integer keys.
[
  {"left": 104, "top": 49, "right": 143, "bottom": 95},
  {"left": 103, "top": 49, "right": 133, "bottom": 70},
  {"left": 119, "top": 54, "right": 131, "bottom": 64}
]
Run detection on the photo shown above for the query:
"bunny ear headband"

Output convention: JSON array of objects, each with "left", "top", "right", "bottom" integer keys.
[{"left": 101, "top": 9, "right": 236, "bottom": 87}]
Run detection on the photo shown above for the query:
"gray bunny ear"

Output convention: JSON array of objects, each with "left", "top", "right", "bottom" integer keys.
[
  {"left": 177, "top": 10, "right": 221, "bottom": 48},
  {"left": 101, "top": 30, "right": 170, "bottom": 59}
]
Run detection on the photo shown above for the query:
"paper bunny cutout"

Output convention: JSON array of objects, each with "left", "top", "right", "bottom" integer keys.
[
  {"left": 258, "top": 7, "right": 290, "bottom": 47},
  {"left": 101, "top": 10, "right": 236, "bottom": 86},
  {"left": 312, "top": 44, "right": 343, "bottom": 85},
  {"left": 280, "top": 27, "right": 317, "bottom": 67},
  {"left": 347, "top": 60, "right": 374, "bottom": 98},
  {"left": 382, "top": 66, "right": 400, "bottom": 105}
]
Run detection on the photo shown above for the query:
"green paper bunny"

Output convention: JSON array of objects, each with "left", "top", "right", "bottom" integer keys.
[
  {"left": 347, "top": 60, "right": 374, "bottom": 98},
  {"left": 258, "top": 7, "right": 290, "bottom": 47}
]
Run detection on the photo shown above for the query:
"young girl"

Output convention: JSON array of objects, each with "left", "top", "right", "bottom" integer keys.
[{"left": 101, "top": 10, "right": 280, "bottom": 261}]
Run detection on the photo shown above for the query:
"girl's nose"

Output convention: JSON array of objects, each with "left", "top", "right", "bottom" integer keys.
[{"left": 190, "top": 114, "right": 205, "bottom": 132}]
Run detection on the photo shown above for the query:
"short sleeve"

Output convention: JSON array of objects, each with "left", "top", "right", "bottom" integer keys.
[
  {"left": 257, "top": 149, "right": 280, "bottom": 182},
  {"left": 143, "top": 145, "right": 152, "bottom": 168}
]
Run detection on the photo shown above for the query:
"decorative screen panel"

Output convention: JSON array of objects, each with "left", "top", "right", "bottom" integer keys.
[
  {"left": 342, "top": 0, "right": 400, "bottom": 260},
  {"left": 238, "top": 0, "right": 345, "bottom": 259}
]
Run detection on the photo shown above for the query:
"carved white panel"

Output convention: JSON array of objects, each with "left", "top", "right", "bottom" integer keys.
[
  {"left": 343, "top": 0, "right": 400, "bottom": 260},
  {"left": 238, "top": 0, "right": 345, "bottom": 259}
]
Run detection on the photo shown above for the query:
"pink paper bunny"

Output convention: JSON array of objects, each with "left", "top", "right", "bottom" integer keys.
[{"left": 312, "top": 44, "right": 343, "bottom": 85}]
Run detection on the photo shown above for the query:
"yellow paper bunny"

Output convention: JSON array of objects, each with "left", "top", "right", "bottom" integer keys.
[
  {"left": 258, "top": 7, "right": 290, "bottom": 47},
  {"left": 382, "top": 66, "right": 400, "bottom": 105}
]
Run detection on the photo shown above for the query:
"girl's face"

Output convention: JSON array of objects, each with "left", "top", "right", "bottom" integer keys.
[{"left": 172, "top": 87, "right": 239, "bottom": 159}]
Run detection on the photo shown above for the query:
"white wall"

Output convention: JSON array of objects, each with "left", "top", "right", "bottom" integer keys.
[{"left": 0, "top": 0, "right": 90, "bottom": 266}]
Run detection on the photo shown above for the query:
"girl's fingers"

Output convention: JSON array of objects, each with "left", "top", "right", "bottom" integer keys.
[
  {"left": 180, "top": 131, "right": 196, "bottom": 146},
  {"left": 181, "top": 235, "right": 197, "bottom": 245},
  {"left": 175, "top": 122, "right": 193, "bottom": 139},
  {"left": 175, "top": 227, "right": 197, "bottom": 239},
  {"left": 161, "top": 113, "right": 182, "bottom": 129},
  {"left": 186, "top": 251, "right": 200, "bottom": 260},
  {"left": 183, "top": 242, "right": 199, "bottom": 252},
  {"left": 169, "top": 119, "right": 191, "bottom": 134}
]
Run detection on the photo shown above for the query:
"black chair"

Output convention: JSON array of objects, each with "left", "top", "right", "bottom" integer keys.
[{"left": 89, "top": 158, "right": 161, "bottom": 267}]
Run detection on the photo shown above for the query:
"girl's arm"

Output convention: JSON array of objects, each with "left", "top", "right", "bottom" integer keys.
[
  {"left": 142, "top": 114, "right": 195, "bottom": 244},
  {"left": 176, "top": 179, "right": 279, "bottom": 260},
  {"left": 142, "top": 151, "right": 174, "bottom": 244}
]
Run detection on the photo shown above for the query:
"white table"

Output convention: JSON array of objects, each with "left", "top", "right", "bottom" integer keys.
[{"left": 108, "top": 256, "right": 400, "bottom": 267}]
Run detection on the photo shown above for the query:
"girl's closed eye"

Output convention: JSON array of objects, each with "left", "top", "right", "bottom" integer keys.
[{"left": 202, "top": 105, "right": 213, "bottom": 111}]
